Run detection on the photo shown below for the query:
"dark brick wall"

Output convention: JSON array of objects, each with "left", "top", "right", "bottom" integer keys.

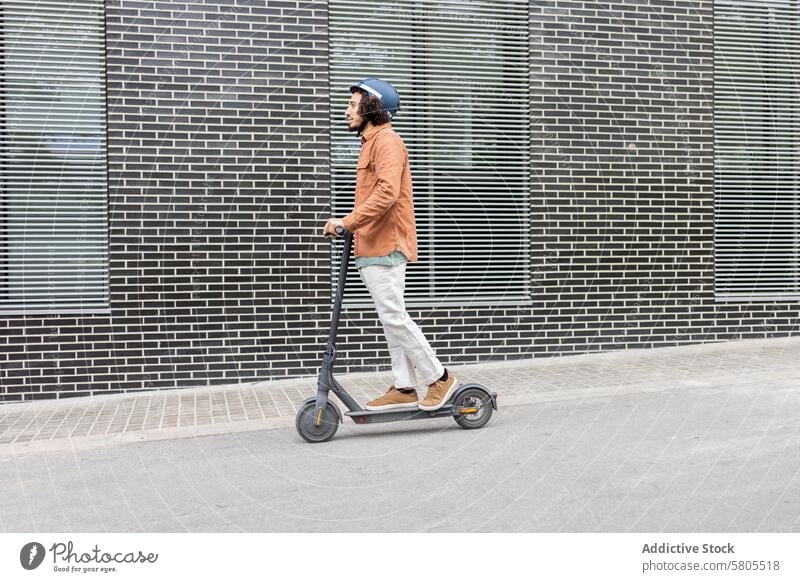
[
  {"left": 1, "top": 0, "right": 798, "bottom": 402},
  {"left": 529, "top": 0, "right": 799, "bottom": 352},
  {"left": 1, "top": 0, "right": 331, "bottom": 401}
]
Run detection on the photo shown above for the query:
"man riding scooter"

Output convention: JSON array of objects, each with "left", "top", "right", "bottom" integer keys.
[{"left": 322, "top": 78, "right": 457, "bottom": 412}]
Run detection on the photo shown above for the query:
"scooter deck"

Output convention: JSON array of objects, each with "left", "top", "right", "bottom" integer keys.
[
  {"left": 344, "top": 405, "right": 461, "bottom": 424},
  {"left": 337, "top": 386, "right": 497, "bottom": 425}
]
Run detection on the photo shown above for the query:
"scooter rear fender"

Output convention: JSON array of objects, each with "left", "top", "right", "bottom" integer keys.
[{"left": 449, "top": 383, "right": 498, "bottom": 411}]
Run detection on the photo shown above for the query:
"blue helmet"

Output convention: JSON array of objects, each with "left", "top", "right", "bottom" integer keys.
[{"left": 350, "top": 78, "right": 400, "bottom": 118}]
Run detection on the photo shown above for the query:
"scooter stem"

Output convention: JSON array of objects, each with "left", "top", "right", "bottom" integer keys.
[
  {"left": 325, "top": 227, "right": 353, "bottom": 358},
  {"left": 315, "top": 227, "right": 354, "bottom": 426}
]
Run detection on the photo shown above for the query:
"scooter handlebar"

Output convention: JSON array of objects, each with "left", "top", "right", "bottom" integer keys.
[{"left": 324, "top": 225, "right": 348, "bottom": 239}]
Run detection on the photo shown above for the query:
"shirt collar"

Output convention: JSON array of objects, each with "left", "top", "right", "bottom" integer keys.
[{"left": 361, "top": 122, "right": 392, "bottom": 144}]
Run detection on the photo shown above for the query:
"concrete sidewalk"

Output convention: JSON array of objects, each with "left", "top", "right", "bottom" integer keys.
[{"left": 1, "top": 336, "right": 799, "bottom": 454}]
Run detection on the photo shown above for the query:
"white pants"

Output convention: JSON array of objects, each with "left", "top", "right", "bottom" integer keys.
[{"left": 359, "top": 262, "right": 444, "bottom": 389}]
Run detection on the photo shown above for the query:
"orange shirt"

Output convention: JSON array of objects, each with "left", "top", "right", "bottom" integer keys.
[{"left": 341, "top": 122, "right": 418, "bottom": 262}]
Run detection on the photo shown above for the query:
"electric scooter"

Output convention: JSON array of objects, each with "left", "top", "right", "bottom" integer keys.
[{"left": 295, "top": 226, "right": 497, "bottom": 443}]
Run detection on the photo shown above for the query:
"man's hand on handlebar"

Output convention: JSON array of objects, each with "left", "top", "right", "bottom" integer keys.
[{"left": 323, "top": 218, "right": 345, "bottom": 238}]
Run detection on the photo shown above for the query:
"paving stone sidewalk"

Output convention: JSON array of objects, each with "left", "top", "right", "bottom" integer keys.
[{"left": 1, "top": 336, "right": 798, "bottom": 454}]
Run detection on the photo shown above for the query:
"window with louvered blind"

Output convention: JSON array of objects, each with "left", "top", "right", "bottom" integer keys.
[
  {"left": 329, "top": 0, "right": 530, "bottom": 307},
  {"left": 714, "top": 0, "right": 800, "bottom": 300},
  {"left": 0, "top": 0, "right": 108, "bottom": 314}
]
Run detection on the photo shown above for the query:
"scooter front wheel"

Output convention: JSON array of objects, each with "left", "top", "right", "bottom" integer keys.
[{"left": 296, "top": 401, "right": 339, "bottom": 443}]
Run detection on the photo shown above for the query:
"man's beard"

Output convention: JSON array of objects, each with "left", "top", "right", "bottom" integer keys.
[{"left": 347, "top": 118, "right": 366, "bottom": 134}]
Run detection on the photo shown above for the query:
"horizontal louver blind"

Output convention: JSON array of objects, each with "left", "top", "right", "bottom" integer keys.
[
  {"left": 714, "top": 0, "right": 800, "bottom": 299},
  {"left": 329, "top": 0, "right": 530, "bottom": 306},
  {"left": 0, "top": 0, "right": 108, "bottom": 312}
]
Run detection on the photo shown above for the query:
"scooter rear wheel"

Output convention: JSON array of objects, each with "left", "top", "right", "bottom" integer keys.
[
  {"left": 296, "top": 401, "right": 339, "bottom": 443},
  {"left": 453, "top": 387, "right": 494, "bottom": 430}
]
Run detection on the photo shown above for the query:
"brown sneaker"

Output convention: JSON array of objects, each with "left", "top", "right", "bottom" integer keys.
[
  {"left": 365, "top": 386, "right": 419, "bottom": 411},
  {"left": 419, "top": 370, "right": 458, "bottom": 411}
]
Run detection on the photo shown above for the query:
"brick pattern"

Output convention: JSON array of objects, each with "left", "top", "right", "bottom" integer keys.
[
  {"left": 1, "top": 0, "right": 331, "bottom": 401},
  {"left": 1, "top": 0, "right": 799, "bottom": 402},
  {"left": 528, "top": 0, "right": 800, "bottom": 351}
]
